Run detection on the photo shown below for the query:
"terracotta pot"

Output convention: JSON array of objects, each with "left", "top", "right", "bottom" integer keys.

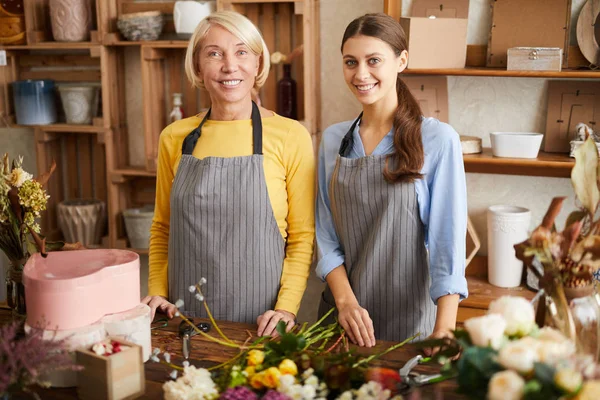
[
  {"left": 49, "top": 0, "right": 92, "bottom": 42},
  {"left": 57, "top": 199, "right": 106, "bottom": 246}
]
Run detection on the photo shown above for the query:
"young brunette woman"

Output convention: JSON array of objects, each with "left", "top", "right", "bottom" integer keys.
[{"left": 316, "top": 13, "right": 468, "bottom": 349}]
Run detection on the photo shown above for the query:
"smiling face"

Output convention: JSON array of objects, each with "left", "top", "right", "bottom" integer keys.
[
  {"left": 342, "top": 35, "right": 407, "bottom": 107},
  {"left": 198, "top": 25, "right": 260, "bottom": 107}
]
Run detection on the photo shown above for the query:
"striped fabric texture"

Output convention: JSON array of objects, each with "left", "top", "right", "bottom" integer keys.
[
  {"left": 319, "top": 154, "right": 436, "bottom": 342},
  {"left": 168, "top": 154, "right": 284, "bottom": 323}
]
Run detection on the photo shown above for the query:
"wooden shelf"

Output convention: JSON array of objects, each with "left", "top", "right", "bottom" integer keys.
[
  {"left": 112, "top": 167, "right": 157, "bottom": 177},
  {"left": 464, "top": 148, "right": 574, "bottom": 177},
  {"left": 107, "top": 40, "right": 189, "bottom": 48},
  {"left": 462, "top": 275, "right": 536, "bottom": 310},
  {"left": 16, "top": 124, "right": 105, "bottom": 133},
  {"left": 1, "top": 42, "right": 100, "bottom": 50},
  {"left": 404, "top": 67, "right": 600, "bottom": 79}
]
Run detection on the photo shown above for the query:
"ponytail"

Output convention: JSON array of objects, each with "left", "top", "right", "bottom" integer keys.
[{"left": 383, "top": 76, "right": 424, "bottom": 183}]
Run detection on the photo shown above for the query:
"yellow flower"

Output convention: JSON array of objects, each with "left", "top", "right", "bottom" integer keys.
[
  {"left": 9, "top": 167, "right": 32, "bottom": 188},
  {"left": 250, "top": 372, "right": 264, "bottom": 389},
  {"left": 573, "top": 380, "right": 600, "bottom": 400},
  {"left": 247, "top": 349, "right": 265, "bottom": 366},
  {"left": 555, "top": 368, "right": 583, "bottom": 394},
  {"left": 244, "top": 366, "right": 256, "bottom": 377},
  {"left": 279, "top": 359, "right": 298, "bottom": 376},
  {"left": 261, "top": 367, "right": 282, "bottom": 389}
]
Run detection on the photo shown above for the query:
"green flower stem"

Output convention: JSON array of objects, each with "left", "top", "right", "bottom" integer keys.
[
  {"left": 352, "top": 333, "right": 419, "bottom": 368},
  {"left": 178, "top": 313, "right": 255, "bottom": 349},
  {"left": 304, "top": 308, "right": 335, "bottom": 336},
  {"left": 201, "top": 298, "right": 235, "bottom": 345},
  {"left": 208, "top": 351, "right": 245, "bottom": 371}
]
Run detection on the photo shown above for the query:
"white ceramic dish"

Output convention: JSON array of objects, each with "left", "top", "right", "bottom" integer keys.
[
  {"left": 490, "top": 132, "right": 544, "bottom": 159},
  {"left": 173, "top": 1, "right": 215, "bottom": 37}
]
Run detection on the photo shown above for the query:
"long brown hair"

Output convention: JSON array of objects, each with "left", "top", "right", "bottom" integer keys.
[{"left": 342, "top": 13, "right": 424, "bottom": 183}]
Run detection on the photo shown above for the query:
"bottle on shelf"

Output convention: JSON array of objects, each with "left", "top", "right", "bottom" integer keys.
[
  {"left": 169, "top": 93, "right": 184, "bottom": 123},
  {"left": 277, "top": 64, "right": 297, "bottom": 120}
]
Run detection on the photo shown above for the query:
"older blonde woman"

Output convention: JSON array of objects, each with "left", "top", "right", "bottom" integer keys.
[{"left": 142, "top": 11, "right": 315, "bottom": 337}]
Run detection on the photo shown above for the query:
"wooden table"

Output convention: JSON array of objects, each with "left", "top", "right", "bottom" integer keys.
[{"left": 1, "top": 308, "right": 465, "bottom": 399}]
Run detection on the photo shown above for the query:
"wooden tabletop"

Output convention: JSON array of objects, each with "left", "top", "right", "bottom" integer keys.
[{"left": 1, "top": 308, "right": 465, "bottom": 399}]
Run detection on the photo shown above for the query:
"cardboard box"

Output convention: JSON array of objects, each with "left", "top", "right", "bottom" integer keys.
[
  {"left": 400, "top": 17, "right": 468, "bottom": 69},
  {"left": 76, "top": 338, "right": 145, "bottom": 400},
  {"left": 507, "top": 47, "right": 562, "bottom": 71}
]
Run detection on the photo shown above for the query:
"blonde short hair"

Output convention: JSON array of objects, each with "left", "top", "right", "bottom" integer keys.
[{"left": 184, "top": 10, "right": 270, "bottom": 90}]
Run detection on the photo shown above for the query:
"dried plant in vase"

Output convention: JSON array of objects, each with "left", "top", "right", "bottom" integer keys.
[
  {"left": 0, "top": 153, "right": 82, "bottom": 318},
  {"left": 515, "top": 136, "right": 600, "bottom": 359}
]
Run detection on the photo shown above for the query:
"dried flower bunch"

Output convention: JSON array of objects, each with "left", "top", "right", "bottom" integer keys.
[
  {"left": 0, "top": 153, "right": 79, "bottom": 268},
  {"left": 0, "top": 321, "right": 80, "bottom": 397},
  {"left": 516, "top": 136, "right": 600, "bottom": 289},
  {"left": 156, "top": 279, "right": 415, "bottom": 400}
]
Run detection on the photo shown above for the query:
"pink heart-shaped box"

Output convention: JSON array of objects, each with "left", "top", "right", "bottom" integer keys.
[{"left": 24, "top": 249, "right": 140, "bottom": 330}]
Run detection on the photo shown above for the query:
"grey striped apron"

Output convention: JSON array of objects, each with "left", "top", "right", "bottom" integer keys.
[
  {"left": 318, "top": 114, "right": 436, "bottom": 342},
  {"left": 168, "top": 102, "right": 284, "bottom": 323}
]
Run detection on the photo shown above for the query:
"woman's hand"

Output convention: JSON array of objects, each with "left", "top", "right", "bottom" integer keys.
[
  {"left": 337, "top": 300, "right": 375, "bottom": 347},
  {"left": 141, "top": 295, "right": 178, "bottom": 320},
  {"left": 257, "top": 309, "right": 296, "bottom": 337}
]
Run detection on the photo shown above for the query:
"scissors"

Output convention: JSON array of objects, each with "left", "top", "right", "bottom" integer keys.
[
  {"left": 178, "top": 320, "right": 211, "bottom": 360},
  {"left": 399, "top": 355, "right": 445, "bottom": 389}
]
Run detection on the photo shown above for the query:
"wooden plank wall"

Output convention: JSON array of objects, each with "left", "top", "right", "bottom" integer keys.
[{"left": 35, "top": 131, "right": 107, "bottom": 240}]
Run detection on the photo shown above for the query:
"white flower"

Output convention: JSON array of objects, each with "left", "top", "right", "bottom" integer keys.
[
  {"left": 535, "top": 327, "right": 576, "bottom": 365},
  {"left": 554, "top": 368, "right": 583, "bottom": 394},
  {"left": 175, "top": 299, "right": 184, "bottom": 308},
  {"left": 92, "top": 343, "right": 106, "bottom": 356},
  {"left": 488, "top": 370, "right": 525, "bottom": 400},
  {"left": 301, "top": 385, "right": 317, "bottom": 399},
  {"left": 279, "top": 374, "right": 296, "bottom": 388},
  {"left": 182, "top": 360, "right": 190, "bottom": 367},
  {"left": 195, "top": 293, "right": 204, "bottom": 302},
  {"left": 199, "top": 277, "right": 207, "bottom": 285},
  {"left": 305, "top": 375, "right": 319, "bottom": 388},
  {"left": 164, "top": 352, "right": 171, "bottom": 363},
  {"left": 151, "top": 355, "right": 160, "bottom": 362},
  {"left": 488, "top": 296, "right": 536, "bottom": 337},
  {"left": 9, "top": 167, "right": 32, "bottom": 188},
  {"left": 464, "top": 314, "right": 506, "bottom": 349},
  {"left": 337, "top": 392, "right": 353, "bottom": 400},
  {"left": 188, "top": 285, "right": 196, "bottom": 293},
  {"left": 163, "top": 366, "right": 218, "bottom": 400},
  {"left": 302, "top": 368, "right": 315, "bottom": 380},
  {"left": 169, "top": 369, "right": 178, "bottom": 379},
  {"left": 498, "top": 338, "right": 539, "bottom": 374},
  {"left": 152, "top": 347, "right": 160, "bottom": 356}
]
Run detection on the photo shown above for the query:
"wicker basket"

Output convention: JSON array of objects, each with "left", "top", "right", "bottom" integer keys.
[{"left": 117, "top": 11, "right": 164, "bottom": 41}]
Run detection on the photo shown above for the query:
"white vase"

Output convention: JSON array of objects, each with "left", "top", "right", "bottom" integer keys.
[
  {"left": 58, "top": 84, "right": 99, "bottom": 124},
  {"left": 487, "top": 205, "right": 531, "bottom": 288},
  {"left": 123, "top": 207, "right": 155, "bottom": 249}
]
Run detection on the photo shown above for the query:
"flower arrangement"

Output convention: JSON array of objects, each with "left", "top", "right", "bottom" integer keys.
[
  {"left": 0, "top": 320, "right": 81, "bottom": 397},
  {"left": 156, "top": 279, "right": 419, "bottom": 400},
  {"left": 1, "top": 153, "right": 81, "bottom": 316},
  {"left": 416, "top": 295, "right": 600, "bottom": 400}
]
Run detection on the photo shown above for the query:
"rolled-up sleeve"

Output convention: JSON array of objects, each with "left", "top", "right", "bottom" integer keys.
[
  {"left": 315, "top": 133, "right": 345, "bottom": 281},
  {"left": 421, "top": 124, "right": 468, "bottom": 303}
]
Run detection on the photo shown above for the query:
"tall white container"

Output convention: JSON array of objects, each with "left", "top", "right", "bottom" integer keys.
[{"left": 487, "top": 205, "right": 531, "bottom": 288}]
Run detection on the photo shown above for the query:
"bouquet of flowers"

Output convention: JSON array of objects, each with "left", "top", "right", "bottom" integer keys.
[
  {"left": 0, "top": 153, "right": 78, "bottom": 265},
  {"left": 156, "top": 280, "right": 419, "bottom": 400},
  {"left": 415, "top": 295, "right": 600, "bottom": 400}
]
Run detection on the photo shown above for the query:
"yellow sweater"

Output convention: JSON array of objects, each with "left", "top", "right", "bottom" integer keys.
[{"left": 148, "top": 113, "right": 316, "bottom": 315}]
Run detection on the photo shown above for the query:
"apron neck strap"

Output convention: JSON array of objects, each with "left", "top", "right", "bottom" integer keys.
[
  {"left": 338, "top": 112, "right": 362, "bottom": 157},
  {"left": 181, "top": 101, "right": 263, "bottom": 155}
]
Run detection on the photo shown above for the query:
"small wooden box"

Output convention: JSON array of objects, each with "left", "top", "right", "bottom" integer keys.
[
  {"left": 507, "top": 47, "right": 563, "bottom": 72},
  {"left": 76, "top": 338, "right": 145, "bottom": 400}
]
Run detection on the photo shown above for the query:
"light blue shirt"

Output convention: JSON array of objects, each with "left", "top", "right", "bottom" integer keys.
[{"left": 316, "top": 117, "right": 469, "bottom": 303}]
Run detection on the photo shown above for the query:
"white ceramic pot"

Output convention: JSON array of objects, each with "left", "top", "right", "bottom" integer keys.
[
  {"left": 123, "top": 206, "right": 155, "bottom": 249},
  {"left": 487, "top": 205, "right": 531, "bottom": 288},
  {"left": 173, "top": 1, "right": 215, "bottom": 37},
  {"left": 58, "top": 84, "right": 99, "bottom": 124},
  {"left": 490, "top": 132, "right": 543, "bottom": 159}
]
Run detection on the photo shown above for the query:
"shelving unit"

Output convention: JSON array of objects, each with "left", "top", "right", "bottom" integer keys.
[
  {"left": 0, "top": 0, "right": 320, "bottom": 251},
  {"left": 464, "top": 149, "right": 575, "bottom": 178}
]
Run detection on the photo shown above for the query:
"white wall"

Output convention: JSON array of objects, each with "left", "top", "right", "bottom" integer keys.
[{"left": 319, "top": 0, "right": 587, "bottom": 257}]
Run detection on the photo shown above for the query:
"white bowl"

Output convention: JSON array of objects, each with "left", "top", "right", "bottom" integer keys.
[{"left": 490, "top": 132, "right": 543, "bottom": 159}]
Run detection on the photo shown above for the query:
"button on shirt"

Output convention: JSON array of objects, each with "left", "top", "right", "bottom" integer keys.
[{"left": 316, "top": 117, "right": 469, "bottom": 303}]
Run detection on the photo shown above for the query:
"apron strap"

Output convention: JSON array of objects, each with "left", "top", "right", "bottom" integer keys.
[
  {"left": 181, "top": 101, "right": 263, "bottom": 155},
  {"left": 338, "top": 112, "right": 363, "bottom": 157}
]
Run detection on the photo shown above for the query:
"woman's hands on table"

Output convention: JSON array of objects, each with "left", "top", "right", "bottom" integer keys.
[
  {"left": 142, "top": 295, "right": 178, "bottom": 320},
  {"left": 257, "top": 309, "right": 296, "bottom": 337}
]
